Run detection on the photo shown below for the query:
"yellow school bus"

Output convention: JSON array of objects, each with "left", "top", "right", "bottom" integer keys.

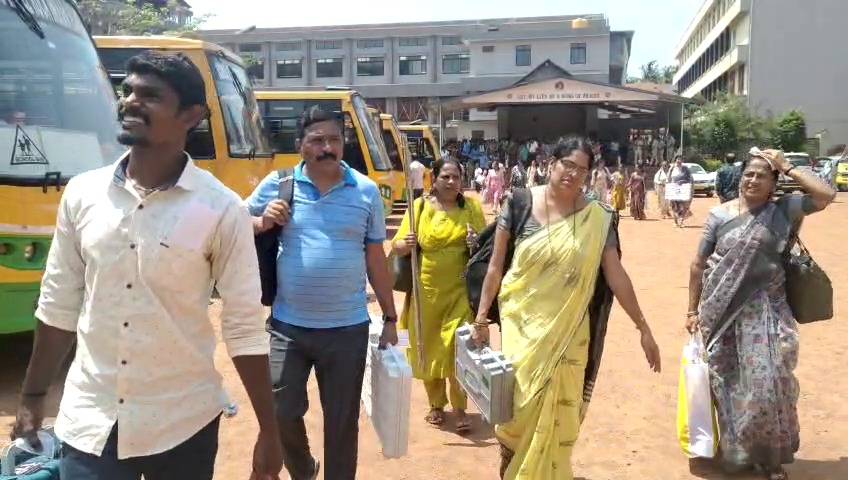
[
  {"left": 367, "top": 108, "right": 407, "bottom": 204},
  {"left": 398, "top": 124, "right": 438, "bottom": 191},
  {"left": 255, "top": 90, "right": 396, "bottom": 216},
  {"left": 398, "top": 124, "right": 441, "bottom": 167},
  {"left": 1, "top": 0, "right": 123, "bottom": 334},
  {"left": 94, "top": 35, "right": 273, "bottom": 198}
]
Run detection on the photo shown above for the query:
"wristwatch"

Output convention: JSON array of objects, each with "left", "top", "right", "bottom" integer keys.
[{"left": 382, "top": 314, "right": 398, "bottom": 324}]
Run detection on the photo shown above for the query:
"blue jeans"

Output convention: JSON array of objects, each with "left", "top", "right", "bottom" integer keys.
[{"left": 60, "top": 415, "right": 220, "bottom": 480}]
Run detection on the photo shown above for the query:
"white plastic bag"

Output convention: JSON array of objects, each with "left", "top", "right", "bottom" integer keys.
[{"left": 676, "top": 332, "right": 719, "bottom": 458}]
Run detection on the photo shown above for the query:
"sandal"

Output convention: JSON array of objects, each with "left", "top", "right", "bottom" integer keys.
[
  {"left": 425, "top": 408, "right": 445, "bottom": 426},
  {"left": 757, "top": 465, "right": 789, "bottom": 480},
  {"left": 455, "top": 410, "right": 472, "bottom": 434}
]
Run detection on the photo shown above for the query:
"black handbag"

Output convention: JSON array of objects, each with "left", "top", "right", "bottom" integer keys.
[
  {"left": 390, "top": 198, "right": 425, "bottom": 293},
  {"left": 255, "top": 169, "right": 294, "bottom": 307},
  {"left": 784, "top": 233, "right": 833, "bottom": 324}
]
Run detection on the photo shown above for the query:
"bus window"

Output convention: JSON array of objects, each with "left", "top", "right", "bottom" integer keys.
[
  {"left": 349, "top": 94, "right": 391, "bottom": 171},
  {"left": 381, "top": 129, "right": 402, "bottom": 171},
  {"left": 186, "top": 117, "right": 215, "bottom": 159},
  {"left": 0, "top": 1, "right": 120, "bottom": 185},
  {"left": 263, "top": 99, "right": 341, "bottom": 154},
  {"left": 207, "top": 53, "right": 271, "bottom": 158}
]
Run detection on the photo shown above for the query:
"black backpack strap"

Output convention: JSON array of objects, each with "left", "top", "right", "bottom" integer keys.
[
  {"left": 277, "top": 168, "right": 295, "bottom": 209},
  {"left": 509, "top": 188, "right": 533, "bottom": 238}
]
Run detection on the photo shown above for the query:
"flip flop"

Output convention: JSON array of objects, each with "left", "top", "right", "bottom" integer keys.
[
  {"left": 425, "top": 408, "right": 445, "bottom": 426},
  {"left": 455, "top": 412, "right": 472, "bottom": 434}
]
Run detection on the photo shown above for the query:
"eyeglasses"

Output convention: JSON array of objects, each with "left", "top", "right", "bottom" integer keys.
[{"left": 558, "top": 158, "right": 589, "bottom": 175}]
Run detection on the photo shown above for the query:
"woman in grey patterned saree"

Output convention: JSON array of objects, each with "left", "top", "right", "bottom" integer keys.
[{"left": 686, "top": 149, "right": 835, "bottom": 480}]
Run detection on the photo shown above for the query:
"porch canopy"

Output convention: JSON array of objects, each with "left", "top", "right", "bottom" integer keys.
[{"left": 437, "top": 60, "right": 694, "bottom": 119}]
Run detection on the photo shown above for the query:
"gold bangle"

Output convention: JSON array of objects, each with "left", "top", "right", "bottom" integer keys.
[{"left": 686, "top": 311, "right": 699, "bottom": 318}]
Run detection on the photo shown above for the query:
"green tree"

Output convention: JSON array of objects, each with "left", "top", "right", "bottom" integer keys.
[
  {"left": 77, "top": 0, "right": 212, "bottom": 36},
  {"left": 627, "top": 61, "right": 678, "bottom": 84},
  {"left": 639, "top": 61, "right": 663, "bottom": 83},
  {"left": 772, "top": 109, "right": 807, "bottom": 152},
  {"left": 683, "top": 93, "right": 776, "bottom": 157}
]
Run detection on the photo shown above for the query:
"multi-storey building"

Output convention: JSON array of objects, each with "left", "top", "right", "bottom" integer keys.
[
  {"left": 199, "top": 15, "right": 633, "bottom": 136},
  {"left": 673, "top": 0, "right": 848, "bottom": 149}
]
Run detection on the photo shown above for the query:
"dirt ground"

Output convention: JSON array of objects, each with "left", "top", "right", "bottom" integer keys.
[{"left": 1, "top": 192, "right": 847, "bottom": 480}]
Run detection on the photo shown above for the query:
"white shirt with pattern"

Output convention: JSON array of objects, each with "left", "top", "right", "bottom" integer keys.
[{"left": 36, "top": 153, "right": 268, "bottom": 459}]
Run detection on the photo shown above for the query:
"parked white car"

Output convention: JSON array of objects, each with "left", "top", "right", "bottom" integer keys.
[{"left": 683, "top": 162, "right": 716, "bottom": 197}]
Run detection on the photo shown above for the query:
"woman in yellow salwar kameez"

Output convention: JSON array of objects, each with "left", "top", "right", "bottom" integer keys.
[
  {"left": 392, "top": 158, "right": 486, "bottom": 433},
  {"left": 473, "top": 138, "right": 663, "bottom": 480}
]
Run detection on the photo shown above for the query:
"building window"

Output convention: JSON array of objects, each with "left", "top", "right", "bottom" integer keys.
[
  {"left": 276, "top": 59, "right": 302, "bottom": 78},
  {"left": 315, "top": 40, "right": 343, "bottom": 50},
  {"left": 247, "top": 60, "right": 264, "bottom": 80},
  {"left": 515, "top": 45, "right": 531, "bottom": 66},
  {"left": 357, "top": 39, "right": 384, "bottom": 49},
  {"left": 316, "top": 58, "right": 343, "bottom": 78},
  {"left": 441, "top": 36, "right": 462, "bottom": 46},
  {"left": 442, "top": 53, "right": 470, "bottom": 74},
  {"left": 399, "top": 55, "right": 427, "bottom": 75},
  {"left": 238, "top": 43, "right": 261, "bottom": 53},
  {"left": 399, "top": 37, "right": 427, "bottom": 47},
  {"left": 570, "top": 43, "right": 587, "bottom": 64},
  {"left": 450, "top": 109, "right": 470, "bottom": 121},
  {"left": 275, "top": 41, "right": 301, "bottom": 52},
  {"left": 482, "top": 45, "right": 495, "bottom": 53},
  {"left": 357, "top": 56, "right": 385, "bottom": 76}
]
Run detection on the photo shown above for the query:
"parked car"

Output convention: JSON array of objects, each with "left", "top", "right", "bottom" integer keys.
[
  {"left": 835, "top": 159, "right": 848, "bottom": 192},
  {"left": 776, "top": 152, "right": 813, "bottom": 194},
  {"left": 683, "top": 162, "right": 716, "bottom": 197}
]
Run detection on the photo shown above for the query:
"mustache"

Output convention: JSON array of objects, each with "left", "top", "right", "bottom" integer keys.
[{"left": 316, "top": 152, "right": 338, "bottom": 162}]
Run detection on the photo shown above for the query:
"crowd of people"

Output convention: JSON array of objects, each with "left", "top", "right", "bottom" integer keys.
[{"left": 7, "top": 49, "right": 839, "bottom": 480}]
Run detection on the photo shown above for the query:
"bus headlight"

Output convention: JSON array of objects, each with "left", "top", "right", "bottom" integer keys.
[{"left": 23, "top": 243, "right": 36, "bottom": 260}]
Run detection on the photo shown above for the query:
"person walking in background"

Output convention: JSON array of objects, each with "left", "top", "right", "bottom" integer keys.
[
  {"left": 609, "top": 166, "right": 627, "bottom": 212},
  {"left": 669, "top": 155, "right": 694, "bottom": 227},
  {"left": 409, "top": 156, "right": 426, "bottom": 200},
  {"left": 715, "top": 152, "right": 741, "bottom": 203},
  {"left": 486, "top": 162, "right": 506, "bottom": 214},
  {"left": 391, "top": 158, "right": 487, "bottom": 434},
  {"left": 246, "top": 106, "right": 398, "bottom": 480},
  {"left": 11, "top": 51, "right": 283, "bottom": 480},
  {"left": 628, "top": 164, "right": 648, "bottom": 220},
  {"left": 472, "top": 138, "right": 661, "bottom": 480},
  {"left": 590, "top": 159, "right": 612, "bottom": 203},
  {"left": 687, "top": 149, "right": 835, "bottom": 480},
  {"left": 653, "top": 161, "right": 672, "bottom": 219}
]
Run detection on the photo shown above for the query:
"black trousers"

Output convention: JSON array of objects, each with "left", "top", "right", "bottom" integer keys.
[
  {"left": 60, "top": 415, "right": 220, "bottom": 480},
  {"left": 269, "top": 320, "right": 369, "bottom": 480}
]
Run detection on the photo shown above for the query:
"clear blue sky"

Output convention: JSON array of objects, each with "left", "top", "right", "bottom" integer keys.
[{"left": 190, "top": 0, "right": 704, "bottom": 77}]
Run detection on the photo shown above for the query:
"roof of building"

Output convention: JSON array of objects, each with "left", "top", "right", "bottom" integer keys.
[
  {"left": 200, "top": 14, "right": 609, "bottom": 37},
  {"left": 625, "top": 82, "right": 679, "bottom": 95}
]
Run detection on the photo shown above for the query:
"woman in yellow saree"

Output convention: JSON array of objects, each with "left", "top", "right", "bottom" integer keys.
[
  {"left": 473, "top": 138, "right": 663, "bottom": 479},
  {"left": 609, "top": 167, "right": 627, "bottom": 211},
  {"left": 392, "top": 158, "right": 487, "bottom": 433}
]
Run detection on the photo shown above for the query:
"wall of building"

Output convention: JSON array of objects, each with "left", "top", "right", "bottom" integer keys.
[
  {"left": 747, "top": 0, "right": 848, "bottom": 148},
  {"left": 467, "top": 36, "right": 610, "bottom": 79}
]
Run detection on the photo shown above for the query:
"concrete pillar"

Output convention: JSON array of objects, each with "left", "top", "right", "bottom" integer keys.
[
  {"left": 346, "top": 38, "right": 354, "bottom": 86},
  {"left": 304, "top": 40, "right": 313, "bottom": 86}
]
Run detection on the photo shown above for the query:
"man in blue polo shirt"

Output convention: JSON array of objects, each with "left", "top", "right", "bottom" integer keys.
[{"left": 245, "top": 106, "right": 398, "bottom": 480}]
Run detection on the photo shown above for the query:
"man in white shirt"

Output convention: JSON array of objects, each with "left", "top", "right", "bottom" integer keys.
[
  {"left": 409, "top": 157, "right": 426, "bottom": 199},
  {"left": 10, "top": 51, "right": 282, "bottom": 480}
]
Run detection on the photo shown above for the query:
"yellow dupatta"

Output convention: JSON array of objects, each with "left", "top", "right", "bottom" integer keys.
[{"left": 495, "top": 202, "right": 613, "bottom": 480}]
